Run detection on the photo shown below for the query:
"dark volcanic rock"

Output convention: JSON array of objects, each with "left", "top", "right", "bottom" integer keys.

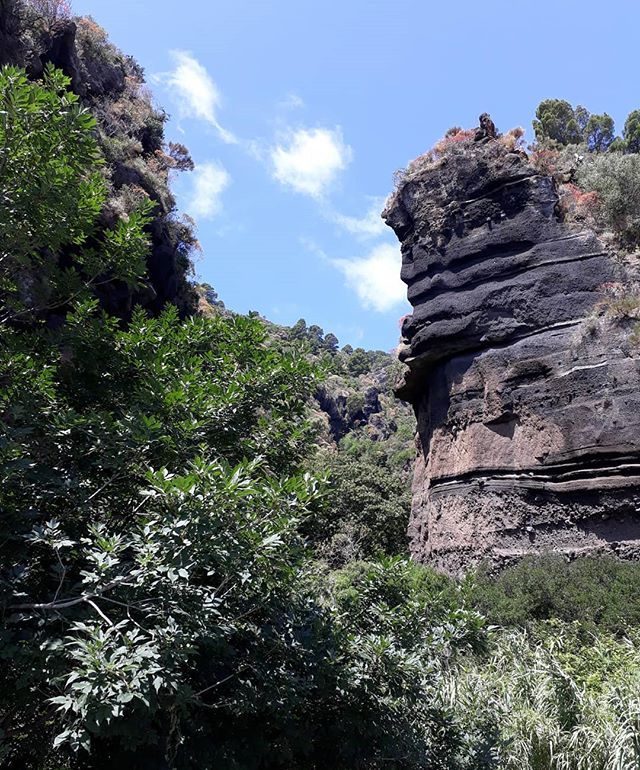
[
  {"left": 29, "top": 19, "right": 86, "bottom": 95},
  {"left": 0, "top": 0, "right": 24, "bottom": 66},
  {"left": 315, "top": 383, "right": 381, "bottom": 442},
  {"left": 1, "top": 6, "right": 196, "bottom": 321},
  {"left": 384, "top": 130, "right": 640, "bottom": 573}
]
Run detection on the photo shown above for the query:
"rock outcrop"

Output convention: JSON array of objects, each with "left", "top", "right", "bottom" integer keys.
[
  {"left": 1, "top": 1, "right": 196, "bottom": 320},
  {"left": 315, "top": 382, "right": 382, "bottom": 442},
  {"left": 384, "top": 127, "right": 640, "bottom": 573}
]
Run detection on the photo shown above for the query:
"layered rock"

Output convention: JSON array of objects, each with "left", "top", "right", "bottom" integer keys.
[{"left": 384, "top": 130, "right": 640, "bottom": 573}]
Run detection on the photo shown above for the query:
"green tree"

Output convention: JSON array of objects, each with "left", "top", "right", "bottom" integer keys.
[
  {"left": 533, "top": 99, "right": 582, "bottom": 145},
  {"left": 0, "top": 65, "right": 323, "bottom": 767},
  {"left": 347, "top": 347, "right": 371, "bottom": 376},
  {"left": 608, "top": 136, "right": 627, "bottom": 152},
  {"left": 624, "top": 109, "right": 640, "bottom": 153},
  {"left": 323, "top": 331, "right": 339, "bottom": 352},
  {"left": 583, "top": 112, "right": 615, "bottom": 152},
  {"left": 574, "top": 104, "right": 591, "bottom": 135},
  {"left": 0, "top": 65, "right": 150, "bottom": 323},
  {"left": 0, "top": 304, "right": 323, "bottom": 764},
  {"left": 307, "top": 455, "right": 410, "bottom": 562},
  {"left": 289, "top": 317, "right": 308, "bottom": 340}
]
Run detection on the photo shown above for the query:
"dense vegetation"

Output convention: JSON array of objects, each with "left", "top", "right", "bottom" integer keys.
[
  {"left": 0, "top": 57, "right": 484, "bottom": 769},
  {"left": 3, "top": 5, "right": 640, "bottom": 766}
]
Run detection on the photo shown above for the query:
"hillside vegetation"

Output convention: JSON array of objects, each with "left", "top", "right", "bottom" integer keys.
[{"left": 3, "top": 3, "right": 640, "bottom": 769}]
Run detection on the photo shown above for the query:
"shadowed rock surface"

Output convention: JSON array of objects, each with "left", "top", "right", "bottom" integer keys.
[
  {"left": 384, "top": 127, "right": 640, "bottom": 573},
  {"left": 0, "top": 0, "right": 196, "bottom": 320}
]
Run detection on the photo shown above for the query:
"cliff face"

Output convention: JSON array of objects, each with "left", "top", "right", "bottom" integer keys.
[
  {"left": 1, "top": 0, "right": 196, "bottom": 319},
  {"left": 384, "top": 131, "right": 640, "bottom": 573}
]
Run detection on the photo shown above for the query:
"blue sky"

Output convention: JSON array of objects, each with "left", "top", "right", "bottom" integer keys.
[{"left": 74, "top": 0, "right": 640, "bottom": 350}]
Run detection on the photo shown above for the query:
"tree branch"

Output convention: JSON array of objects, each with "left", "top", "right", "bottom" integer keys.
[{"left": 10, "top": 578, "right": 128, "bottom": 611}]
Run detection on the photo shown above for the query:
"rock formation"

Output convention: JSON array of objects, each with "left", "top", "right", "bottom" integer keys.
[
  {"left": 0, "top": 0, "right": 196, "bottom": 320},
  {"left": 384, "top": 124, "right": 640, "bottom": 573}
]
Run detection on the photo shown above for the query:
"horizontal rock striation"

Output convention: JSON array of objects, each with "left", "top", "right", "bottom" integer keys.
[{"left": 384, "top": 131, "right": 640, "bottom": 573}]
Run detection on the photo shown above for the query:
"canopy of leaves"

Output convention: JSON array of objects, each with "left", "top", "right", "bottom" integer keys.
[
  {"left": 472, "top": 554, "right": 640, "bottom": 634},
  {"left": 307, "top": 455, "right": 411, "bottom": 564},
  {"left": 0, "top": 65, "right": 150, "bottom": 323},
  {"left": 576, "top": 151, "right": 640, "bottom": 247},
  {"left": 533, "top": 99, "right": 583, "bottom": 145},
  {"left": 533, "top": 99, "right": 615, "bottom": 151},
  {"left": 583, "top": 112, "right": 615, "bottom": 152},
  {"left": 623, "top": 109, "right": 640, "bottom": 153}
]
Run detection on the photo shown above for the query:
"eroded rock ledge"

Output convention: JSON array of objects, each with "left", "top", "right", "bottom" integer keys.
[{"left": 384, "top": 129, "right": 640, "bottom": 573}]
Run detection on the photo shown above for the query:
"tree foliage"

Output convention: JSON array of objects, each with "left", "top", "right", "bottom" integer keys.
[
  {"left": 0, "top": 65, "right": 150, "bottom": 323},
  {"left": 623, "top": 109, "right": 640, "bottom": 153},
  {"left": 576, "top": 151, "right": 640, "bottom": 246},
  {"left": 533, "top": 99, "right": 615, "bottom": 151},
  {"left": 533, "top": 99, "right": 583, "bottom": 145},
  {"left": 472, "top": 554, "right": 640, "bottom": 634},
  {"left": 307, "top": 456, "right": 410, "bottom": 564},
  {"left": 583, "top": 112, "right": 615, "bottom": 152}
]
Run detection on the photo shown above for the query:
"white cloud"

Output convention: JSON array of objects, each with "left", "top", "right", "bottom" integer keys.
[
  {"left": 186, "top": 162, "right": 231, "bottom": 220},
  {"left": 270, "top": 127, "right": 352, "bottom": 198},
  {"left": 279, "top": 92, "right": 305, "bottom": 110},
  {"left": 331, "top": 197, "right": 387, "bottom": 239},
  {"left": 156, "top": 51, "right": 236, "bottom": 143},
  {"left": 298, "top": 235, "right": 328, "bottom": 260},
  {"left": 332, "top": 243, "right": 406, "bottom": 312}
]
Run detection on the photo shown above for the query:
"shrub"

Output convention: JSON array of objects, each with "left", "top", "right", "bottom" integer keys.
[
  {"left": 326, "top": 558, "right": 488, "bottom": 769},
  {"left": 498, "top": 126, "right": 526, "bottom": 152},
  {"left": 596, "top": 281, "right": 640, "bottom": 322},
  {"left": 306, "top": 454, "right": 411, "bottom": 562},
  {"left": 0, "top": 298, "right": 324, "bottom": 764},
  {"left": 24, "top": 0, "right": 71, "bottom": 30},
  {"left": 433, "top": 127, "right": 476, "bottom": 156},
  {"left": 576, "top": 151, "right": 640, "bottom": 246},
  {"left": 529, "top": 144, "right": 561, "bottom": 175},
  {"left": 558, "top": 182, "right": 599, "bottom": 224},
  {"left": 471, "top": 554, "right": 640, "bottom": 634},
  {"left": 74, "top": 16, "right": 121, "bottom": 69}
]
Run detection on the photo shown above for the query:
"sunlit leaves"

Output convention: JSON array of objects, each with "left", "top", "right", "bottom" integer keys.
[{"left": 0, "top": 65, "right": 150, "bottom": 321}]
